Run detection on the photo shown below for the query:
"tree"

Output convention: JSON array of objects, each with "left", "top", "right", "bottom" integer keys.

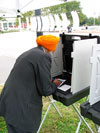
[
  {"left": 21, "top": 1, "right": 100, "bottom": 26},
  {"left": 42, "top": 1, "right": 86, "bottom": 26},
  {"left": 87, "top": 17, "right": 94, "bottom": 26},
  {"left": 79, "top": 13, "right": 88, "bottom": 26},
  {"left": 0, "top": 17, "right": 6, "bottom": 21},
  {"left": 21, "top": 11, "right": 34, "bottom": 23},
  {"left": 95, "top": 17, "right": 100, "bottom": 25},
  {"left": 97, "top": 16, "right": 100, "bottom": 25}
]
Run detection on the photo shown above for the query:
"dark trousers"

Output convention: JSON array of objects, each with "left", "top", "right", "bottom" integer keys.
[{"left": 7, "top": 123, "right": 33, "bottom": 133}]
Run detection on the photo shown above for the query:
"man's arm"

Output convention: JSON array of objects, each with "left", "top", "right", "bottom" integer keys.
[{"left": 35, "top": 54, "right": 57, "bottom": 96}]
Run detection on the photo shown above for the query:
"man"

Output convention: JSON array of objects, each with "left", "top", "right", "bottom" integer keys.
[{"left": 0, "top": 35, "right": 61, "bottom": 133}]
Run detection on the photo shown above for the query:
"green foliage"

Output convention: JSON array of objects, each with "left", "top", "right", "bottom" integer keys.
[
  {"left": 18, "top": 1, "right": 100, "bottom": 26},
  {"left": 16, "top": 18, "right": 19, "bottom": 26},
  {"left": 0, "top": 17, "right": 6, "bottom": 21},
  {"left": 21, "top": 11, "right": 34, "bottom": 23},
  {"left": 80, "top": 16, "right": 100, "bottom": 26},
  {"left": 42, "top": 1, "right": 81, "bottom": 15},
  {"left": 0, "top": 117, "right": 7, "bottom": 133},
  {"left": 97, "top": 16, "right": 100, "bottom": 25},
  {"left": 42, "top": 1, "right": 83, "bottom": 26},
  {"left": 79, "top": 13, "right": 88, "bottom": 26},
  {"left": 87, "top": 17, "right": 94, "bottom": 26},
  {"left": 94, "top": 17, "right": 100, "bottom": 25}
]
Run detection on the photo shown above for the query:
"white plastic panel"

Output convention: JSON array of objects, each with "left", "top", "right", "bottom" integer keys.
[
  {"left": 71, "top": 38, "right": 97, "bottom": 94},
  {"left": 54, "top": 14, "right": 62, "bottom": 31},
  {"left": 89, "top": 45, "right": 100, "bottom": 105},
  {"left": 30, "top": 17, "right": 37, "bottom": 31},
  {"left": 26, "top": 17, "right": 30, "bottom": 30},
  {"left": 61, "top": 13, "right": 70, "bottom": 31},
  {"left": 41, "top": 16, "right": 50, "bottom": 31},
  {"left": 48, "top": 15, "right": 55, "bottom": 31},
  {"left": 36, "top": 16, "right": 42, "bottom": 31},
  {"left": 71, "top": 11, "right": 79, "bottom": 30}
]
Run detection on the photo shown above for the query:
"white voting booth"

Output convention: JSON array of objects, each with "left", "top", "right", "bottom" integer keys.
[
  {"left": 80, "top": 44, "right": 100, "bottom": 132},
  {"left": 38, "top": 36, "right": 98, "bottom": 133},
  {"left": 89, "top": 45, "right": 100, "bottom": 105},
  {"left": 89, "top": 44, "right": 100, "bottom": 132},
  {"left": 52, "top": 38, "right": 97, "bottom": 94},
  {"left": 53, "top": 37, "right": 98, "bottom": 133}
]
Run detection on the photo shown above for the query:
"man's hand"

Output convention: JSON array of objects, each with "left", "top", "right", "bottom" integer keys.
[{"left": 53, "top": 79, "right": 62, "bottom": 87}]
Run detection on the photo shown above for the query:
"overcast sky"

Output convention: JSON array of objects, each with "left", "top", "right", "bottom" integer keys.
[{"left": 78, "top": 0, "right": 100, "bottom": 17}]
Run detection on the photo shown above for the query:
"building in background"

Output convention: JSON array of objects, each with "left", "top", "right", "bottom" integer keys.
[{"left": 0, "top": 13, "right": 18, "bottom": 31}]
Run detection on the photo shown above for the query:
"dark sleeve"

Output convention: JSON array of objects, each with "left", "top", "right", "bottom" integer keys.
[{"left": 35, "top": 54, "right": 57, "bottom": 96}]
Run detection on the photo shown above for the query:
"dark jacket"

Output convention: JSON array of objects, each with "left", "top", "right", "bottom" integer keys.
[{"left": 0, "top": 46, "right": 57, "bottom": 132}]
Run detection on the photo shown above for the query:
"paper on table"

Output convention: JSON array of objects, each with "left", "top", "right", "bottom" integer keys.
[
  {"left": 57, "top": 79, "right": 66, "bottom": 87},
  {"left": 58, "top": 84, "right": 71, "bottom": 92}
]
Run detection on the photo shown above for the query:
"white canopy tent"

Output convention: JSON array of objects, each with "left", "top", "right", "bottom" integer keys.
[
  {"left": 0, "top": 0, "right": 77, "bottom": 84},
  {"left": 0, "top": 0, "right": 69, "bottom": 17}
]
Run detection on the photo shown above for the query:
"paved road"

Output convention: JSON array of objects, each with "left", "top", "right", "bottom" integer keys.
[
  {"left": 0, "top": 31, "right": 37, "bottom": 84},
  {"left": 0, "top": 31, "right": 59, "bottom": 84},
  {"left": 0, "top": 31, "right": 37, "bottom": 57}
]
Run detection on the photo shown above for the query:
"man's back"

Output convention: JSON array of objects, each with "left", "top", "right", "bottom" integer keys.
[{"left": 0, "top": 46, "right": 56, "bottom": 132}]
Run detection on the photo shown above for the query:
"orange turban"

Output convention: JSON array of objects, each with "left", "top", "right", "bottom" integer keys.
[{"left": 36, "top": 35, "right": 60, "bottom": 51}]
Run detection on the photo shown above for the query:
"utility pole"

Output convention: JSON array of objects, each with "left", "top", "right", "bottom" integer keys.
[{"left": 17, "top": 10, "right": 22, "bottom": 31}]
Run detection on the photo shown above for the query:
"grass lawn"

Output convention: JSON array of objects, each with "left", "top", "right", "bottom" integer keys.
[{"left": 0, "top": 86, "right": 96, "bottom": 133}]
